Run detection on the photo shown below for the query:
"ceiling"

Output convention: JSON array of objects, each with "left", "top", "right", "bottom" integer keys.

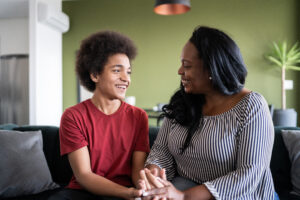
[{"left": 0, "top": 0, "right": 29, "bottom": 19}]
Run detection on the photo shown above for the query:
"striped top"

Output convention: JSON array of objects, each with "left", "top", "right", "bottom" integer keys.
[{"left": 146, "top": 92, "right": 275, "bottom": 200}]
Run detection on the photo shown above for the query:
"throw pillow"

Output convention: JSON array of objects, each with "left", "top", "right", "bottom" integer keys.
[
  {"left": 281, "top": 130, "right": 300, "bottom": 197},
  {"left": 0, "top": 130, "right": 59, "bottom": 198}
]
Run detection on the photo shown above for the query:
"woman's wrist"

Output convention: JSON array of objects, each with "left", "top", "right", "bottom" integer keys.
[{"left": 183, "top": 184, "right": 214, "bottom": 200}]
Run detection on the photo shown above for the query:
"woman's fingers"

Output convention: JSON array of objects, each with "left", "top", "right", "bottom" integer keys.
[
  {"left": 142, "top": 184, "right": 183, "bottom": 200},
  {"left": 156, "top": 177, "right": 170, "bottom": 187},
  {"left": 140, "top": 170, "right": 152, "bottom": 190},
  {"left": 160, "top": 168, "right": 167, "bottom": 180},
  {"left": 137, "top": 179, "right": 146, "bottom": 190},
  {"left": 145, "top": 169, "right": 164, "bottom": 188},
  {"left": 142, "top": 187, "right": 168, "bottom": 199},
  {"left": 150, "top": 167, "right": 159, "bottom": 176}
]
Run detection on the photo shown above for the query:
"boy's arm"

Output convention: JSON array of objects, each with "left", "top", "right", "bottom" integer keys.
[
  {"left": 68, "top": 146, "right": 142, "bottom": 199},
  {"left": 131, "top": 151, "right": 148, "bottom": 187}
]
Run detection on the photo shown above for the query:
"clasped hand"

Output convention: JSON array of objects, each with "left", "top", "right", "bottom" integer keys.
[{"left": 137, "top": 168, "right": 184, "bottom": 200}]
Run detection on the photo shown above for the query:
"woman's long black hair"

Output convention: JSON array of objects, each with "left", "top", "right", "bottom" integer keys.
[{"left": 162, "top": 26, "right": 248, "bottom": 153}]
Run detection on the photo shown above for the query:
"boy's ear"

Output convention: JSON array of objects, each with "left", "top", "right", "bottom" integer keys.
[{"left": 90, "top": 73, "right": 99, "bottom": 83}]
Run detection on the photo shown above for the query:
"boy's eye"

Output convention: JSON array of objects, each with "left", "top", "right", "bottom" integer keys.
[
  {"left": 113, "top": 69, "right": 120, "bottom": 72},
  {"left": 127, "top": 71, "right": 132, "bottom": 75}
]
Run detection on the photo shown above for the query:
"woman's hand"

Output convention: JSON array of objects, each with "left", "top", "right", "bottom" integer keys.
[
  {"left": 138, "top": 167, "right": 167, "bottom": 200},
  {"left": 139, "top": 168, "right": 165, "bottom": 190},
  {"left": 139, "top": 168, "right": 214, "bottom": 200},
  {"left": 142, "top": 173, "right": 184, "bottom": 200}
]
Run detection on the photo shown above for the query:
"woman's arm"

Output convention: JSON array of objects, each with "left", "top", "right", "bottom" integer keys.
[
  {"left": 203, "top": 95, "right": 274, "bottom": 199},
  {"left": 68, "top": 146, "right": 142, "bottom": 199},
  {"left": 183, "top": 185, "right": 214, "bottom": 200},
  {"left": 145, "top": 118, "right": 176, "bottom": 180}
]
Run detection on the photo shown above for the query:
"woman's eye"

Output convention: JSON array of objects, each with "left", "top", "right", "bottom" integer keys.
[
  {"left": 127, "top": 71, "right": 132, "bottom": 75},
  {"left": 113, "top": 69, "right": 120, "bottom": 72},
  {"left": 183, "top": 65, "right": 191, "bottom": 68}
]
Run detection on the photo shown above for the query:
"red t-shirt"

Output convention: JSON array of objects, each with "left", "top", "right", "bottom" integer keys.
[{"left": 59, "top": 99, "right": 150, "bottom": 189}]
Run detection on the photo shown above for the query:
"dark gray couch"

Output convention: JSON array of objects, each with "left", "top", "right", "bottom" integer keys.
[{"left": 0, "top": 125, "right": 299, "bottom": 200}]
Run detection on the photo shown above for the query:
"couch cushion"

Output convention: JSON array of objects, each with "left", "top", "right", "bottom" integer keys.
[
  {"left": 282, "top": 130, "right": 300, "bottom": 197},
  {"left": 0, "top": 130, "right": 59, "bottom": 198},
  {"left": 13, "top": 126, "right": 72, "bottom": 186},
  {"left": 271, "top": 126, "right": 300, "bottom": 198}
]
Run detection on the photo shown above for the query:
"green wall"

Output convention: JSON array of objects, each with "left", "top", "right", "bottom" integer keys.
[{"left": 62, "top": 0, "right": 300, "bottom": 124}]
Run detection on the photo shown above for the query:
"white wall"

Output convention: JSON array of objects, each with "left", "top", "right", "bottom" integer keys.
[
  {"left": 29, "top": 0, "right": 64, "bottom": 126},
  {"left": 0, "top": 18, "right": 28, "bottom": 55},
  {"left": 0, "top": 0, "right": 66, "bottom": 126}
]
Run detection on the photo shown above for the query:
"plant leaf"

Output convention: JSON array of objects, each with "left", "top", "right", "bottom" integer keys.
[
  {"left": 272, "top": 42, "right": 283, "bottom": 61},
  {"left": 265, "top": 41, "right": 300, "bottom": 71},
  {"left": 287, "top": 42, "right": 299, "bottom": 57},
  {"left": 286, "top": 66, "right": 300, "bottom": 71},
  {"left": 266, "top": 55, "right": 283, "bottom": 67},
  {"left": 287, "top": 52, "right": 300, "bottom": 62}
]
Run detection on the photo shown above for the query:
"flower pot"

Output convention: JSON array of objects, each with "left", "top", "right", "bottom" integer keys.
[{"left": 273, "top": 108, "right": 297, "bottom": 127}]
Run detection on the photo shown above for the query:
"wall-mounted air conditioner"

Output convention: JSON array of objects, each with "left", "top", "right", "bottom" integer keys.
[{"left": 37, "top": 2, "right": 69, "bottom": 33}]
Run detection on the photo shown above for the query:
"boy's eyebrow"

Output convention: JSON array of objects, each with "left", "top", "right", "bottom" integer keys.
[
  {"left": 111, "top": 65, "right": 122, "bottom": 68},
  {"left": 110, "top": 65, "right": 131, "bottom": 69}
]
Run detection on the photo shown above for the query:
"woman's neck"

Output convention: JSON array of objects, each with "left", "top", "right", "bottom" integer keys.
[
  {"left": 91, "top": 93, "right": 121, "bottom": 115},
  {"left": 202, "top": 88, "right": 251, "bottom": 116}
]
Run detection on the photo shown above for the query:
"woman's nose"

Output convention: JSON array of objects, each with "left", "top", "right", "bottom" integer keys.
[{"left": 178, "top": 65, "right": 184, "bottom": 75}]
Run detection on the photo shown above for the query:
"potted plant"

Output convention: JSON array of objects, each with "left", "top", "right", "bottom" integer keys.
[{"left": 265, "top": 41, "right": 300, "bottom": 126}]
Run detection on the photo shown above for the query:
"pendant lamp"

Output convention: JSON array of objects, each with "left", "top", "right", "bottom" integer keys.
[{"left": 154, "top": 0, "right": 191, "bottom": 15}]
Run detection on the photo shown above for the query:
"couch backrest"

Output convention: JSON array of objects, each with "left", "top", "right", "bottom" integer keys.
[
  {"left": 5, "top": 125, "right": 160, "bottom": 187},
  {"left": 149, "top": 126, "right": 160, "bottom": 148},
  {"left": 10, "top": 124, "right": 298, "bottom": 192},
  {"left": 9, "top": 125, "right": 160, "bottom": 186},
  {"left": 13, "top": 126, "right": 72, "bottom": 186}
]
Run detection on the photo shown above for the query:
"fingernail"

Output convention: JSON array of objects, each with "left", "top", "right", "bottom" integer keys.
[{"left": 142, "top": 191, "right": 149, "bottom": 196}]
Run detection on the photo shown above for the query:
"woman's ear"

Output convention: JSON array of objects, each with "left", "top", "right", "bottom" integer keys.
[{"left": 90, "top": 73, "right": 99, "bottom": 83}]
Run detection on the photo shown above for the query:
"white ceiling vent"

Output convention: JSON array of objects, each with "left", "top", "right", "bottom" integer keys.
[{"left": 38, "top": 2, "right": 69, "bottom": 33}]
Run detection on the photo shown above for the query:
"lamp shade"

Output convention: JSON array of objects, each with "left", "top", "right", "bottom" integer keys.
[{"left": 154, "top": 0, "right": 190, "bottom": 15}]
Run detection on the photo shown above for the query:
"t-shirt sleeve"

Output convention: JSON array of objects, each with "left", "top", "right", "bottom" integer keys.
[
  {"left": 59, "top": 109, "right": 88, "bottom": 156},
  {"left": 134, "top": 110, "right": 150, "bottom": 153}
]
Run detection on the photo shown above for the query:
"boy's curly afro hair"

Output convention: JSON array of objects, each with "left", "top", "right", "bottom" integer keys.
[{"left": 76, "top": 30, "right": 137, "bottom": 92}]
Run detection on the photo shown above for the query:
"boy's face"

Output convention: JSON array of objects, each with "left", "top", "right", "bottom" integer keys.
[{"left": 91, "top": 53, "right": 131, "bottom": 100}]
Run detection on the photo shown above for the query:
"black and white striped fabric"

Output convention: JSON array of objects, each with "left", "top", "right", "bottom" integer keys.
[{"left": 146, "top": 92, "right": 275, "bottom": 200}]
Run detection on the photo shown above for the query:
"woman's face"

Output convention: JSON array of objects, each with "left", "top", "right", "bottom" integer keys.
[
  {"left": 91, "top": 53, "right": 131, "bottom": 100},
  {"left": 178, "top": 42, "right": 212, "bottom": 94}
]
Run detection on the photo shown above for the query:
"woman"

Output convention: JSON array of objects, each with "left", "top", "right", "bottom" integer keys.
[
  {"left": 140, "top": 26, "right": 277, "bottom": 200},
  {"left": 50, "top": 31, "right": 149, "bottom": 200}
]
